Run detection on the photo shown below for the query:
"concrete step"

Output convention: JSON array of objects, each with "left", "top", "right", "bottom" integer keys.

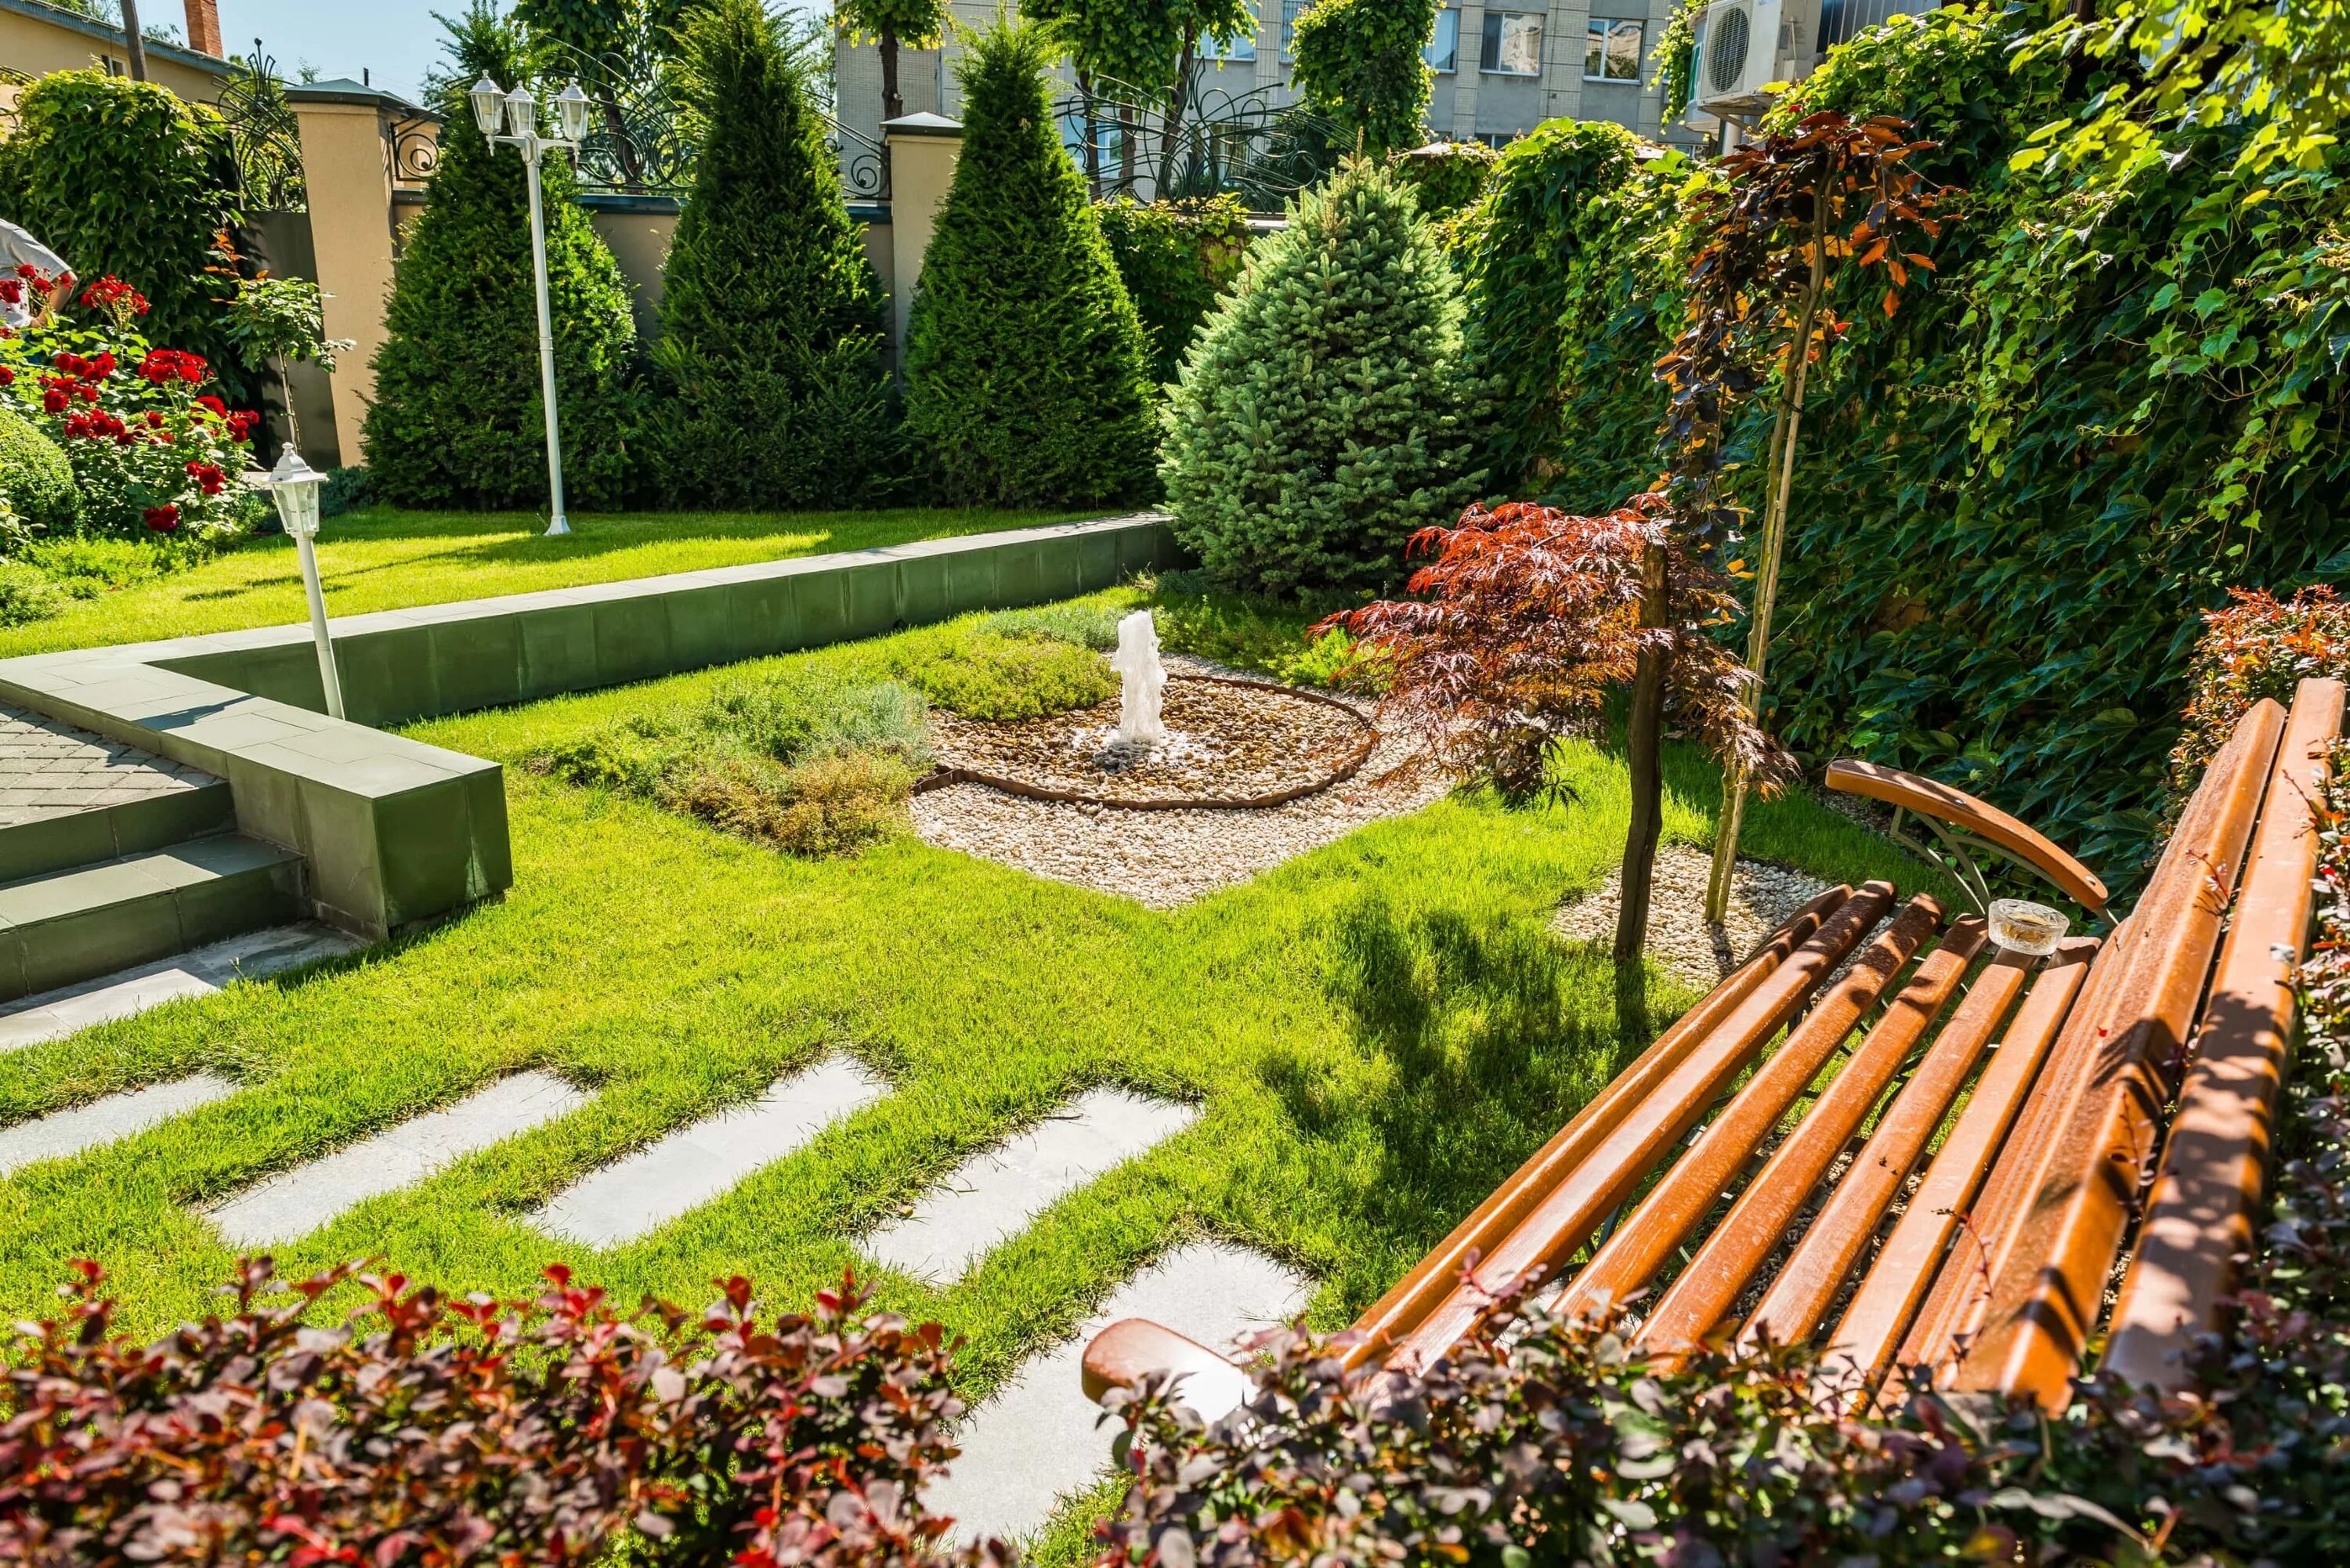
[
  {"left": 0, "top": 836, "right": 305, "bottom": 1003},
  {"left": 0, "top": 705, "right": 233, "bottom": 885}
]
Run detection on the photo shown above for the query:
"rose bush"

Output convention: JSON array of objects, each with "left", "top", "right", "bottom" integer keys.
[{"left": 0, "top": 271, "right": 259, "bottom": 544}]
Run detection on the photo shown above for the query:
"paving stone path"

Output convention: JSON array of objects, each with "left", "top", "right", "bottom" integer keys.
[
  {"left": 0, "top": 1074, "right": 236, "bottom": 1176},
  {"left": 205, "top": 1071, "right": 591, "bottom": 1247},
  {"left": 0, "top": 924, "right": 363, "bottom": 1053},
  {"left": 0, "top": 706, "right": 214, "bottom": 824},
  {"left": 531, "top": 1057, "right": 888, "bottom": 1247},
  {"left": 866, "top": 1089, "right": 1200, "bottom": 1283},
  {"left": 927, "top": 1240, "right": 1313, "bottom": 1541}
]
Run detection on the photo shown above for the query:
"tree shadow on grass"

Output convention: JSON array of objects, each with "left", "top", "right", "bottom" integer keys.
[{"left": 1260, "top": 889, "right": 1672, "bottom": 1310}]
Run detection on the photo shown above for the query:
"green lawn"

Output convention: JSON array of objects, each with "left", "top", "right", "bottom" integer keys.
[
  {"left": 0, "top": 584, "right": 1948, "bottom": 1552},
  {"left": 0, "top": 504, "right": 1094, "bottom": 659}
]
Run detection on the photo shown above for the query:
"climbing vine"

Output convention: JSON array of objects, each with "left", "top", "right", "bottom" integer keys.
[
  {"left": 1654, "top": 0, "right": 1701, "bottom": 127},
  {"left": 1290, "top": 0, "right": 1440, "bottom": 157}
]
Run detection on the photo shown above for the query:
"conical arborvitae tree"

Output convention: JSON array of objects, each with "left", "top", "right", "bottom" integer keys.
[
  {"left": 903, "top": 20, "right": 1156, "bottom": 508},
  {"left": 656, "top": 0, "right": 896, "bottom": 506},
  {"left": 1162, "top": 158, "right": 1485, "bottom": 596},
  {"left": 364, "top": 4, "right": 639, "bottom": 511}
]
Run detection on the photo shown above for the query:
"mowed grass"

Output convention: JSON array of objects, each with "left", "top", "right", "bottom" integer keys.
[
  {"left": 0, "top": 503, "right": 1095, "bottom": 659},
  {"left": 0, "top": 587, "right": 1949, "bottom": 1548}
]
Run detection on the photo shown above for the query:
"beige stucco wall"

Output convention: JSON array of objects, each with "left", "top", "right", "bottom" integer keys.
[
  {"left": 583, "top": 206, "right": 674, "bottom": 344},
  {"left": 884, "top": 122, "right": 962, "bottom": 360},
  {"left": 0, "top": 9, "right": 226, "bottom": 103},
  {"left": 287, "top": 97, "right": 400, "bottom": 471}
]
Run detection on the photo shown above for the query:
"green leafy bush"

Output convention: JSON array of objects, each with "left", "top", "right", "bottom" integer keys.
[
  {"left": 893, "top": 628, "right": 1115, "bottom": 720},
  {"left": 1289, "top": 0, "right": 1440, "bottom": 157},
  {"left": 1094, "top": 193, "right": 1253, "bottom": 389},
  {"left": 363, "top": 6, "right": 641, "bottom": 511},
  {"left": 0, "top": 71, "right": 244, "bottom": 386},
  {"left": 0, "top": 404, "right": 78, "bottom": 536},
  {"left": 902, "top": 20, "right": 1157, "bottom": 508},
  {"left": 1386, "top": 139, "right": 1498, "bottom": 219},
  {"left": 655, "top": 0, "right": 898, "bottom": 507},
  {"left": 1451, "top": 117, "right": 1689, "bottom": 500},
  {"left": 1161, "top": 157, "right": 1486, "bottom": 597}
]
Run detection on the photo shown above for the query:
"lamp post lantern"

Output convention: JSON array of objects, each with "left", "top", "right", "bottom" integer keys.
[
  {"left": 268, "top": 447, "right": 346, "bottom": 721},
  {"left": 472, "top": 75, "right": 592, "bottom": 537}
]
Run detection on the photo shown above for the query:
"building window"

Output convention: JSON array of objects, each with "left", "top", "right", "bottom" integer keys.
[
  {"left": 1202, "top": 26, "right": 1257, "bottom": 60},
  {"left": 1061, "top": 114, "right": 1125, "bottom": 185},
  {"left": 1425, "top": 8, "right": 1460, "bottom": 72},
  {"left": 1281, "top": 0, "right": 1307, "bottom": 56},
  {"left": 1480, "top": 11, "right": 1543, "bottom": 75},
  {"left": 1474, "top": 131, "right": 1520, "bottom": 149},
  {"left": 1584, "top": 16, "right": 1644, "bottom": 81}
]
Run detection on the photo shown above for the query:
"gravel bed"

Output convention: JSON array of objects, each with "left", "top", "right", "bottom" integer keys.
[
  {"left": 1551, "top": 846, "right": 1838, "bottom": 988},
  {"left": 912, "top": 660, "right": 1448, "bottom": 907},
  {"left": 928, "top": 677, "right": 1371, "bottom": 805}
]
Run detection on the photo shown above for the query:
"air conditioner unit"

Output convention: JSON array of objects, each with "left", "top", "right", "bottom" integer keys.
[{"left": 1690, "top": 0, "right": 1817, "bottom": 121}]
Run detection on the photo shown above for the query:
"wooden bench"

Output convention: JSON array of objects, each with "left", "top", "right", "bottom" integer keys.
[{"left": 1083, "top": 677, "right": 2347, "bottom": 1415}]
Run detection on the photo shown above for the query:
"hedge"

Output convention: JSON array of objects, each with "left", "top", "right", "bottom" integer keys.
[
  {"left": 1093, "top": 193, "right": 1253, "bottom": 389},
  {"left": 0, "top": 404, "right": 78, "bottom": 537},
  {"left": 363, "top": 8, "right": 642, "bottom": 511},
  {"left": 0, "top": 72, "right": 244, "bottom": 394},
  {"left": 654, "top": 0, "right": 899, "bottom": 508},
  {"left": 902, "top": 20, "right": 1158, "bottom": 508}
]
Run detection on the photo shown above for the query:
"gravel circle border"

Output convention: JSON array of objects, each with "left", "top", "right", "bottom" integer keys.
[{"left": 913, "top": 674, "right": 1380, "bottom": 811}]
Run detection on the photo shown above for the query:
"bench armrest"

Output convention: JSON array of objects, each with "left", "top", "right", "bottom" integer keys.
[
  {"left": 1825, "top": 759, "right": 2108, "bottom": 912},
  {"left": 1082, "top": 1317, "right": 1254, "bottom": 1421}
]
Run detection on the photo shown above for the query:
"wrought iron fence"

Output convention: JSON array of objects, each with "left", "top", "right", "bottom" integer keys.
[
  {"left": 219, "top": 50, "right": 307, "bottom": 212},
  {"left": 1057, "top": 74, "right": 1336, "bottom": 210},
  {"left": 1816, "top": 0, "right": 1930, "bottom": 54}
]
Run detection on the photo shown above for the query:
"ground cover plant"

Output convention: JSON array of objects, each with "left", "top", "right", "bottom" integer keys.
[
  {"left": 0, "top": 587, "right": 1942, "bottom": 1552},
  {"left": 0, "top": 503, "right": 1087, "bottom": 659}
]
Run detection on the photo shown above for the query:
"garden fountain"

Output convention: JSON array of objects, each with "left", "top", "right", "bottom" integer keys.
[{"left": 1110, "top": 610, "right": 1169, "bottom": 747}]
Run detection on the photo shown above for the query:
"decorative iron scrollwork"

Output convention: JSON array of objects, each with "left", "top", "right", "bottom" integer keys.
[
  {"left": 386, "top": 113, "right": 443, "bottom": 186},
  {"left": 1054, "top": 74, "right": 1336, "bottom": 208},
  {"left": 828, "top": 118, "right": 891, "bottom": 201}
]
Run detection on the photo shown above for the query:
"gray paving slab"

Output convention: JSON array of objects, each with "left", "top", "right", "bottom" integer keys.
[
  {"left": 0, "top": 706, "right": 212, "bottom": 827},
  {"left": 530, "top": 1057, "right": 888, "bottom": 1248},
  {"left": 204, "top": 1071, "right": 589, "bottom": 1247},
  {"left": 926, "top": 1241, "right": 1314, "bottom": 1543},
  {"left": 864, "top": 1089, "right": 1198, "bottom": 1284},
  {"left": 0, "top": 924, "right": 362, "bottom": 1053},
  {"left": 0, "top": 1074, "right": 237, "bottom": 1175}
]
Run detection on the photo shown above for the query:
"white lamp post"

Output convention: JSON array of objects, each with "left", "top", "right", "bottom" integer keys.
[
  {"left": 268, "top": 447, "right": 345, "bottom": 721},
  {"left": 468, "top": 74, "right": 595, "bottom": 538}
]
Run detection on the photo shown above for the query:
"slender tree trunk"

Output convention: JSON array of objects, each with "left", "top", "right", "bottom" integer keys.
[
  {"left": 1158, "top": 34, "right": 1198, "bottom": 196},
  {"left": 1614, "top": 540, "right": 1673, "bottom": 973},
  {"left": 1703, "top": 172, "right": 1831, "bottom": 922},
  {"left": 598, "top": 92, "right": 644, "bottom": 188},
  {"left": 880, "top": 30, "right": 904, "bottom": 124},
  {"left": 1079, "top": 70, "right": 1104, "bottom": 199},
  {"left": 119, "top": 0, "right": 149, "bottom": 81},
  {"left": 1117, "top": 102, "right": 1140, "bottom": 194}
]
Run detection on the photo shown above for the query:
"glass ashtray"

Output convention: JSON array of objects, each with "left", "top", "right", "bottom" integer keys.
[{"left": 1988, "top": 898, "right": 2070, "bottom": 956}]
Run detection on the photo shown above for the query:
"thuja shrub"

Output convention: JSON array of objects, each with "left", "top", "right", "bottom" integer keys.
[
  {"left": 365, "top": 6, "right": 640, "bottom": 511},
  {"left": 656, "top": 0, "right": 899, "bottom": 507},
  {"left": 0, "top": 1258, "right": 1005, "bottom": 1566},
  {"left": 1094, "top": 193, "right": 1253, "bottom": 389},
  {"left": 903, "top": 20, "right": 1157, "bottom": 508},
  {"left": 1162, "top": 157, "right": 1486, "bottom": 598},
  {"left": 0, "top": 71, "right": 244, "bottom": 383}
]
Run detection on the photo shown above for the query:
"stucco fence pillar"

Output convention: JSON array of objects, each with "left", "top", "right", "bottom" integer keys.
[{"left": 881, "top": 113, "right": 964, "bottom": 371}]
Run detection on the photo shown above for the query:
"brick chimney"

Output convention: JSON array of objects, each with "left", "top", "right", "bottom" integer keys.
[{"left": 183, "top": 0, "right": 223, "bottom": 57}]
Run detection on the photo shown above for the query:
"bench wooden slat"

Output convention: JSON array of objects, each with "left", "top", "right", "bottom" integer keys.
[
  {"left": 1824, "top": 759, "right": 2111, "bottom": 912},
  {"left": 1379, "top": 883, "right": 1899, "bottom": 1371},
  {"left": 1741, "top": 942, "right": 2037, "bottom": 1357},
  {"left": 1901, "top": 916, "right": 2141, "bottom": 1381},
  {"left": 1822, "top": 939, "right": 2094, "bottom": 1396},
  {"left": 1081, "top": 1317, "right": 1255, "bottom": 1419},
  {"left": 2104, "top": 677, "right": 2346, "bottom": 1388},
  {"left": 1342, "top": 884, "right": 1853, "bottom": 1371},
  {"left": 1954, "top": 699, "right": 2287, "bottom": 1405},
  {"left": 1638, "top": 916, "right": 1988, "bottom": 1355},
  {"left": 1554, "top": 894, "right": 1948, "bottom": 1321}
]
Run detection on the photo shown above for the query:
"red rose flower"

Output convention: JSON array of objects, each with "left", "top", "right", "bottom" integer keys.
[
  {"left": 197, "top": 394, "right": 227, "bottom": 417},
  {"left": 88, "top": 350, "right": 115, "bottom": 379},
  {"left": 143, "top": 504, "right": 180, "bottom": 533},
  {"left": 144, "top": 410, "right": 165, "bottom": 428},
  {"left": 0, "top": 366, "right": 13, "bottom": 386},
  {"left": 41, "top": 388, "right": 67, "bottom": 414},
  {"left": 226, "top": 410, "right": 260, "bottom": 440}
]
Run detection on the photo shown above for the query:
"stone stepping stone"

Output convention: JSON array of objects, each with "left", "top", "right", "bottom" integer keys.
[
  {"left": 529, "top": 1057, "right": 888, "bottom": 1248},
  {"left": 205, "top": 1071, "right": 588, "bottom": 1248},
  {"left": 0, "top": 1074, "right": 236, "bottom": 1176},
  {"left": 925, "top": 1240, "right": 1313, "bottom": 1542},
  {"left": 0, "top": 924, "right": 363, "bottom": 1054},
  {"left": 865, "top": 1088, "right": 1198, "bottom": 1284}
]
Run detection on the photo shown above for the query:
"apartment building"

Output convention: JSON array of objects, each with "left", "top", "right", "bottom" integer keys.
[{"left": 834, "top": 0, "right": 1700, "bottom": 192}]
